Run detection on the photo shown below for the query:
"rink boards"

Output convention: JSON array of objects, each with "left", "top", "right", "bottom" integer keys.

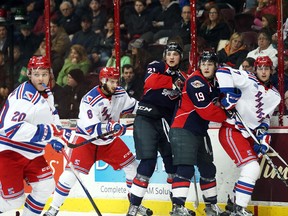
[{"left": 26, "top": 119, "right": 288, "bottom": 215}]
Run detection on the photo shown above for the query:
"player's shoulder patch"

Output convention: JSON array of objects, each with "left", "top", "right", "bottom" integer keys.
[{"left": 191, "top": 80, "right": 205, "bottom": 88}]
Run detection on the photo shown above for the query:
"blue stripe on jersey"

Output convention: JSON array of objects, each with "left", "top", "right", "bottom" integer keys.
[
  {"left": 217, "top": 67, "right": 232, "bottom": 75},
  {"left": 0, "top": 135, "right": 44, "bottom": 153},
  {"left": 15, "top": 82, "right": 42, "bottom": 104},
  {"left": 122, "top": 101, "right": 136, "bottom": 114}
]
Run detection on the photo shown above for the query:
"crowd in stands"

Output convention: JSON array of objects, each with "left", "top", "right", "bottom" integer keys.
[{"left": 0, "top": 0, "right": 288, "bottom": 118}]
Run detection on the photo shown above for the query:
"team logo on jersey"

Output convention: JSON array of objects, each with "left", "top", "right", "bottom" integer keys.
[
  {"left": 24, "top": 91, "right": 34, "bottom": 100},
  {"left": 162, "top": 89, "right": 180, "bottom": 100},
  {"left": 84, "top": 96, "right": 93, "bottom": 103},
  {"left": 191, "top": 80, "right": 204, "bottom": 88}
]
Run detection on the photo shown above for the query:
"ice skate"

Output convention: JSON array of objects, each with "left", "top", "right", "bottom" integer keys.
[
  {"left": 126, "top": 204, "right": 139, "bottom": 216},
  {"left": 230, "top": 205, "right": 254, "bottom": 216},
  {"left": 169, "top": 192, "right": 195, "bottom": 216},
  {"left": 204, "top": 203, "right": 230, "bottom": 216},
  {"left": 138, "top": 204, "right": 153, "bottom": 216},
  {"left": 170, "top": 204, "right": 196, "bottom": 216},
  {"left": 225, "top": 195, "right": 234, "bottom": 212},
  {"left": 43, "top": 206, "right": 59, "bottom": 216}
]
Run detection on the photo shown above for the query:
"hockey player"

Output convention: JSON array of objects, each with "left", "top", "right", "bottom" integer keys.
[
  {"left": 126, "top": 42, "right": 187, "bottom": 216},
  {"left": 216, "top": 56, "right": 281, "bottom": 216},
  {"left": 169, "top": 51, "right": 229, "bottom": 216},
  {"left": 43, "top": 67, "right": 151, "bottom": 216},
  {"left": 0, "top": 56, "right": 70, "bottom": 215}
]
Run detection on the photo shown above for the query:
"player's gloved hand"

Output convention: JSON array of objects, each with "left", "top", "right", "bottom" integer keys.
[
  {"left": 224, "top": 108, "right": 236, "bottom": 118},
  {"left": 221, "top": 92, "right": 241, "bottom": 110},
  {"left": 255, "top": 123, "right": 268, "bottom": 140},
  {"left": 166, "top": 68, "right": 178, "bottom": 76},
  {"left": 33, "top": 124, "right": 69, "bottom": 142},
  {"left": 50, "top": 138, "right": 65, "bottom": 152},
  {"left": 253, "top": 134, "right": 271, "bottom": 157},
  {"left": 107, "top": 121, "right": 127, "bottom": 137},
  {"left": 172, "top": 76, "right": 185, "bottom": 91}
]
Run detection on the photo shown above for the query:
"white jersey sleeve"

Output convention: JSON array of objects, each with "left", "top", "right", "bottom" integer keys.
[
  {"left": 0, "top": 82, "right": 63, "bottom": 159},
  {"left": 76, "top": 86, "right": 137, "bottom": 145},
  {"left": 216, "top": 67, "right": 281, "bottom": 136}
]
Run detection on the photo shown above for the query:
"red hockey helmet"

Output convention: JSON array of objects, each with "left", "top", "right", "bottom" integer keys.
[
  {"left": 99, "top": 67, "right": 120, "bottom": 82},
  {"left": 254, "top": 56, "right": 273, "bottom": 68},
  {"left": 28, "top": 56, "right": 50, "bottom": 70}
]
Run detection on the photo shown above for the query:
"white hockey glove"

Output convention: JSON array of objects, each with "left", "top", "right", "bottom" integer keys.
[{"left": 221, "top": 92, "right": 241, "bottom": 110}]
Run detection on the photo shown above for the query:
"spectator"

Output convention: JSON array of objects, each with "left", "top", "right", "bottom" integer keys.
[
  {"left": 56, "top": 44, "right": 90, "bottom": 87},
  {"left": 34, "top": 39, "right": 65, "bottom": 79},
  {"left": 129, "top": 38, "right": 153, "bottom": 81},
  {"left": 15, "top": 22, "right": 42, "bottom": 64},
  {"left": 58, "top": 1, "right": 81, "bottom": 35},
  {"left": 0, "top": 24, "right": 10, "bottom": 59},
  {"left": 62, "top": 68, "right": 89, "bottom": 119},
  {"left": 88, "top": 0, "right": 107, "bottom": 34},
  {"left": 0, "top": 50, "right": 9, "bottom": 108},
  {"left": 241, "top": 57, "right": 256, "bottom": 73},
  {"left": 271, "top": 50, "right": 288, "bottom": 92},
  {"left": 25, "top": 0, "right": 43, "bottom": 26},
  {"left": 140, "top": 0, "right": 182, "bottom": 44},
  {"left": 120, "top": 64, "right": 144, "bottom": 100},
  {"left": 106, "top": 44, "right": 131, "bottom": 74},
  {"left": 261, "top": 13, "right": 277, "bottom": 34},
  {"left": 32, "top": 0, "right": 59, "bottom": 37},
  {"left": 122, "top": 0, "right": 152, "bottom": 40},
  {"left": 170, "top": 4, "right": 191, "bottom": 47},
  {"left": 253, "top": 0, "right": 277, "bottom": 30},
  {"left": 240, "top": 29, "right": 277, "bottom": 70},
  {"left": 95, "top": 16, "right": 116, "bottom": 65},
  {"left": 89, "top": 47, "right": 104, "bottom": 69},
  {"left": 198, "top": 5, "right": 231, "bottom": 51},
  {"left": 217, "top": 32, "right": 249, "bottom": 69},
  {"left": 50, "top": 18, "right": 71, "bottom": 58},
  {"left": 50, "top": 76, "right": 66, "bottom": 119},
  {"left": 9, "top": 45, "right": 27, "bottom": 88},
  {"left": 71, "top": 14, "right": 100, "bottom": 54}
]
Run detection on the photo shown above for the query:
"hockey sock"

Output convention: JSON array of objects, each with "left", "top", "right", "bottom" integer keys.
[
  {"left": 51, "top": 170, "right": 77, "bottom": 209},
  {"left": 172, "top": 165, "right": 194, "bottom": 206},
  {"left": 200, "top": 177, "right": 217, "bottom": 204},
  {"left": 235, "top": 161, "right": 260, "bottom": 207}
]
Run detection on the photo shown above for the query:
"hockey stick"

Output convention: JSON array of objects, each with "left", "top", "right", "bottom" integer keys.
[
  {"left": 235, "top": 111, "right": 288, "bottom": 187},
  {"left": 193, "top": 175, "right": 199, "bottom": 209},
  {"left": 67, "top": 123, "right": 134, "bottom": 148},
  {"left": 61, "top": 150, "right": 102, "bottom": 216}
]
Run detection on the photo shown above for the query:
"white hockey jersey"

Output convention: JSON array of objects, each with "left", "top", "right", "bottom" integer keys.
[
  {"left": 75, "top": 86, "right": 138, "bottom": 145},
  {"left": 0, "top": 81, "right": 61, "bottom": 159},
  {"left": 216, "top": 67, "right": 281, "bottom": 137}
]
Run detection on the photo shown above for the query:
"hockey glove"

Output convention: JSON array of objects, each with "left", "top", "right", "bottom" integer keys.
[
  {"left": 50, "top": 138, "right": 65, "bottom": 152},
  {"left": 107, "top": 121, "right": 127, "bottom": 137},
  {"left": 224, "top": 108, "right": 236, "bottom": 118},
  {"left": 255, "top": 123, "right": 269, "bottom": 140},
  {"left": 221, "top": 92, "right": 241, "bottom": 110},
  {"left": 32, "top": 124, "right": 68, "bottom": 142},
  {"left": 166, "top": 68, "right": 178, "bottom": 76},
  {"left": 253, "top": 134, "right": 271, "bottom": 158}
]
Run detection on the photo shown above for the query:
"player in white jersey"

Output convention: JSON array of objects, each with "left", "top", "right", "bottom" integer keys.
[
  {"left": 216, "top": 56, "right": 281, "bottom": 216},
  {"left": 44, "top": 67, "right": 152, "bottom": 216},
  {"left": 0, "top": 56, "right": 71, "bottom": 216}
]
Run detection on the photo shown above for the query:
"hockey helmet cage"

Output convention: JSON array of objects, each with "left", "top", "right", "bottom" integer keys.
[
  {"left": 163, "top": 42, "right": 183, "bottom": 59},
  {"left": 254, "top": 56, "right": 273, "bottom": 68},
  {"left": 199, "top": 51, "right": 218, "bottom": 63},
  {"left": 99, "top": 67, "right": 120, "bottom": 82}
]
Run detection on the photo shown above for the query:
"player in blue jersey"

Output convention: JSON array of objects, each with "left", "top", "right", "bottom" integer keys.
[
  {"left": 126, "top": 42, "right": 188, "bottom": 216},
  {"left": 169, "top": 51, "right": 229, "bottom": 216},
  {"left": 0, "top": 56, "right": 70, "bottom": 215}
]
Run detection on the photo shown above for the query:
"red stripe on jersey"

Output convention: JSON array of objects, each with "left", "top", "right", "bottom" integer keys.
[
  {"left": 172, "top": 181, "right": 191, "bottom": 189},
  {"left": 200, "top": 181, "right": 216, "bottom": 190}
]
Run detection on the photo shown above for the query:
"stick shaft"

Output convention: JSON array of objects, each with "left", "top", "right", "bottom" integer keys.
[
  {"left": 61, "top": 150, "right": 102, "bottom": 216},
  {"left": 68, "top": 123, "right": 134, "bottom": 148}
]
